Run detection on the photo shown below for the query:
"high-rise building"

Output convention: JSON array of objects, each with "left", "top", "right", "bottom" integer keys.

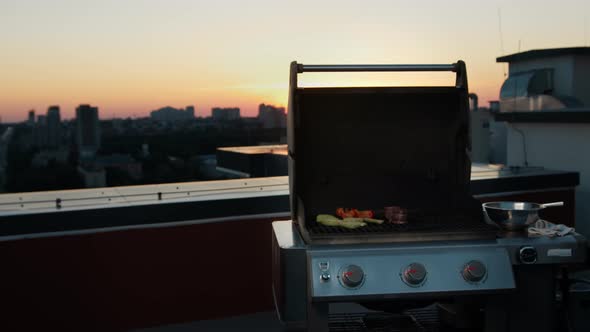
[
  {"left": 76, "top": 104, "right": 101, "bottom": 158},
  {"left": 28, "top": 110, "right": 35, "bottom": 126},
  {"left": 257, "top": 103, "right": 286, "bottom": 128},
  {"left": 211, "top": 107, "right": 240, "bottom": 121},
  {"left": 33, "top": 115, "right": 48, "bottom": 148},
  {"left": 46, "top": 105, "right": 61, "bottom": 148}
]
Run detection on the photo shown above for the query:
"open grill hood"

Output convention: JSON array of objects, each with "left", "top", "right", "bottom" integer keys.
[{"left": 287, "top": 62, "right": 487, "bottom": 244}]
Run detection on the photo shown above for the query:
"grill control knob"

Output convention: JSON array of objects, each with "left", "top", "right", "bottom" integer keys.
[
  {"left": 340, "top": 265, "right": 364, "bottom": 288},
  {"left": 462, "top": 260, "right": 487, "bottom": 283},
  {"left": 401, "top": 263, "right": 427, "bottom": 286},
  {"left": 519, "top": 246, "right": 538, "bottom": 264}
]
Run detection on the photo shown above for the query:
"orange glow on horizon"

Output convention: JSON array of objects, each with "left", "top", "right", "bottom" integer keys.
[{"left": 1, "top": 0, "right": 586, "bottom": 122}]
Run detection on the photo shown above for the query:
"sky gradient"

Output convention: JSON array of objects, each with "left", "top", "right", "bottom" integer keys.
[{"left": 1, "top": 0, "right": 588, "bottom": 122}]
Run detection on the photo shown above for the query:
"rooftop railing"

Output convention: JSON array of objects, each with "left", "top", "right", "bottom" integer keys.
[{"left": 0, "top": 176, "right": 288, "bottom": 216}]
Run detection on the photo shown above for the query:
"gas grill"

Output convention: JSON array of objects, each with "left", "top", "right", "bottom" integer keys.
[{"left": 272, "top": 61, "right": 587, "bottom": 332}]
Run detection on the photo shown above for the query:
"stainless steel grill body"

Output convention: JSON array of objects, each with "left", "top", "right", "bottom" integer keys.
[{"left": 272, "top": 220, "right": 587, "bottom": 332}]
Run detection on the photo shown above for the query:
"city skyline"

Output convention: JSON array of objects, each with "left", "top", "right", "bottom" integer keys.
[
  {"left": 1, "top": 0, "right": 589, "bottom": 122},
  {"left": 16, "top": 103, "right": 279, "bottom": 122}
]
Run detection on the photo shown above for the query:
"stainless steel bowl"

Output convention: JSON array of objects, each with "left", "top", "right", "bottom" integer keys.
[{"left": 482, "top": 201, "right": 564, "bottom": 231}]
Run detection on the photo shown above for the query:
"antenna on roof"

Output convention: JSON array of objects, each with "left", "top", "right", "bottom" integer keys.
[
  {"left": 585, "top": 16, "right": 588, "bottom": 46},
  {"left": 497, "top": 8, "right": 507, "bottom": 77}
]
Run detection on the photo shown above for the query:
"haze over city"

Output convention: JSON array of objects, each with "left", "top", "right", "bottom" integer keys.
[{"left": 1, "top": 0, "right": 588, "bottom": 122}]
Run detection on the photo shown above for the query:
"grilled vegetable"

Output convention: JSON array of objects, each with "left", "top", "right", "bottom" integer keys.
[
  {"left": 336, "top": 208, "right": 359, "bottom": 218},
  {"left": 339, "top": 220, "right": 367, "bottom": 229},
  {"left": 336, "top": 208, "right": 375, "bottom": 219},
  {"left": 316, "top": 215, "right": 367, "bottom": 229},
  {"left": 316, "top": 214, "right": 341, "bottom": 225},
  {"left": 363, "top": 218, "right": 384, "bottom": 224},
  {"left": 356, "top": 210, "right": 375, "bottom": 218},
  {"left": 343, "top": 217, "right": 365, "bottom": 223}
]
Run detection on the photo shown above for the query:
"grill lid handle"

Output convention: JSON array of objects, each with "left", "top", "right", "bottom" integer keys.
[
  {"left": 291, "top": 61, "right": 468, "bottom": 90},
  {"left": 297, "top": 64, "right": 457, "bottom": 73}
]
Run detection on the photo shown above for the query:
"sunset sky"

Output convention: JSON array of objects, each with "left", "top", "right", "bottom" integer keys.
[{"left": 1, "top": 0, "right": 588, "bottom": 122}]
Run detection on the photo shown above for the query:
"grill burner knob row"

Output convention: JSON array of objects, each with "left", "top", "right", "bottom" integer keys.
[
  {"left": 340, "top": 265, "right": 364, "bottom": 288},
  {"left": 401, "top": 263, "right": 427, "bottom": 286},
  {"left": 462, "top": 260, "right": 487, "bottom": 283}
]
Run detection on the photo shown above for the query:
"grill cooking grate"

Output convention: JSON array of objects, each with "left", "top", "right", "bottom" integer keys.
[
  {"left": 309, "top": 215, "right": 497, "bottom": 237},
  {"left": 328, "top": 306, "right": 440, "bottom": 332}
]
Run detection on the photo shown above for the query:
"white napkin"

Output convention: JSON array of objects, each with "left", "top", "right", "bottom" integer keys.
[{"left": 528, "top": 220, "right": 575, "bottom": 237}]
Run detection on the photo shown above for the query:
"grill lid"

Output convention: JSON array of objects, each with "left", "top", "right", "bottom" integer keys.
[{"left": 287, "top": 61, "right": 481, "bottom": 241}]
